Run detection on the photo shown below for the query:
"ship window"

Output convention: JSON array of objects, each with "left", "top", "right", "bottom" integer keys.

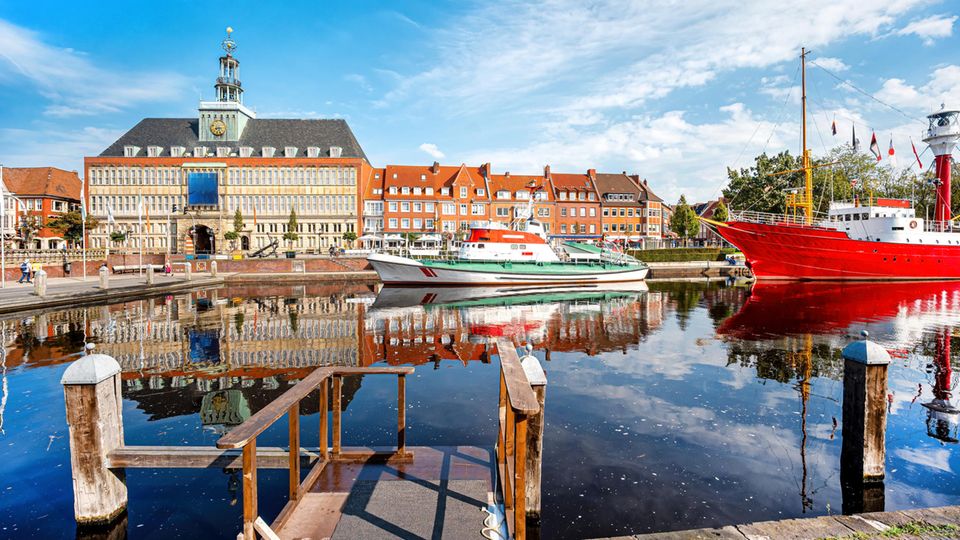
[
  {"left": 477, "top": 244, "right": 485, "bottom": 249},
  {"left": 520, "top": 245, "right": 526, "bottom": 249},
  {"left": 862, "top": 213, "right": 869, "bottom": 220},
  {"left": 853, "top": 214, "right": 860, "bottom": 221},
  {"left": 892, "top": 227, "right": 904, "bottom": 230},
  {"left": 511, "top": 244, "right": 518, "bottom": 249},
  {"left": 845, "top": 214, "right": 851, "bottom": 221}
]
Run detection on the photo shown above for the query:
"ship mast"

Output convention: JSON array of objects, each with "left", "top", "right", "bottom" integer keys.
[{"left": 787, "top": 48, "right": 815, "bottom": 222}]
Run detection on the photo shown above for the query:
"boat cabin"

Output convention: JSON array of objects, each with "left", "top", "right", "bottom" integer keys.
[
  {"left": 457, "top": 219, "right": 560, "bottom": 262},
  {"left": 821, "top": 199, "right": 960, "bottom": 244}
]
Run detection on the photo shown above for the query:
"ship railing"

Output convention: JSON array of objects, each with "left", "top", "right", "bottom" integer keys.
[
  {"left": 924, "top": 220, "right": 960, "bottom": 233},
  {"left": 729, "top": 210, "right": 827, "bottom": 227}
]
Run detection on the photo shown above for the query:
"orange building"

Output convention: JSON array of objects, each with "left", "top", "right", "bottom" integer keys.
[
  {"left": 486, "top": 171, "right": 555, "bottom": 233},
  {"left": 2, "top": 167, "right": 82, "bottom": 249},
  {"left": 547, "top": 166, "right": 601, "bottom": 239},
  {"left": 379, "top": 162, "right": 490, "bottom": 236}
]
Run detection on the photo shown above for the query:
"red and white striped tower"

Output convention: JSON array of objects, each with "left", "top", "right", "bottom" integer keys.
[{"left": 923, "top": 107, "right": 960, "bottom": 223}]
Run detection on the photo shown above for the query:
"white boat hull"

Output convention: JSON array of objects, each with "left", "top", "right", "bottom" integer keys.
[{"left": 367, "top": 253, "right": 649, "bottom": 286}]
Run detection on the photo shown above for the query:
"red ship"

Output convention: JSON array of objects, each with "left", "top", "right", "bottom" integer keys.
[{"left": 705, "top": 49, "right": 960, "bottom": 281}]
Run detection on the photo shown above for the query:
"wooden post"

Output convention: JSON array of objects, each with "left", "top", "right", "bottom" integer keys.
[
  {"left": 840, "top": 333, "right": 890, "bottom": 514},
  {"left": 333, "top": 375, "right": 342, "bottom": 456},
  {"left": 520, "top": 351, "right": 547, "bottom": 522},
  {"left": 397, "top": 374, "right": 406, "bottom": 455},
  {"left": 242, "top": 439, "right": 257, "bottom": 540},
  {"left": 319, "top": 379, "right": 328, "bottom": 460},
  {"left": 288, "top": 402, "right": 300, "bottom": 501},
  {"left": 61, "top": 354, "right": 127, "bottom": 525},
  {"left": 514, "top": 415, "right": 528, "bottom": 539},
  {"left": 504, "top": 404, "right": 514, "bottom": 508}
]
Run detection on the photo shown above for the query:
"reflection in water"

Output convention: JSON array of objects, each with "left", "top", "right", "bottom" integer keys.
[{"left": 0, "top": 280, "right": 958, "bottom": 539}]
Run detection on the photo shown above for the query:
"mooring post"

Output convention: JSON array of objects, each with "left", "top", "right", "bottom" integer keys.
[
  {"left": 98, "top": 266, "right": 109, "bottom": 290},
  {"left": 61, "top": 353, "right": 127, "bottom": 525},
  {"left": 33, "top": 269, "right": 47, "bottom": 297},
  {"left": 520, "top": 345, "right": 547, "bottom": 522},
  {"left": 184, "top": 262, "right": 192, "bottom": 281},
  {"left": 210, "top": 260, "right": 218, "bottom": 277},
  {"left": 145, "top": 264, "right": 155, "bottom": 286},
  {"left": 840, "top": 331, "right": 890, "bottom": 514}
]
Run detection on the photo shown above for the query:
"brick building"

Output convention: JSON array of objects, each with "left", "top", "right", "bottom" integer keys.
[
  {"left": 547, "top": 167, "right": 601, "bottom": 240},
  {"left": 2, "top": 167, "right": 82, "bottom": 249},
  {"left": 486, "top": 171, "right": 554, "bottom": 233},
  {"left": 85, "top": 30, "right": 369, "bottom": 255}
]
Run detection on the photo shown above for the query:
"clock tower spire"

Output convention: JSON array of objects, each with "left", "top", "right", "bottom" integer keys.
[{"left": 199, "top": 26, "right": 255, "bottom": 142}]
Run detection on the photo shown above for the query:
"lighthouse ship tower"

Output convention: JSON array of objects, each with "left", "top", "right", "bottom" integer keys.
[{"left": 706, "top": 49, "right": 960, "bottom": 280}]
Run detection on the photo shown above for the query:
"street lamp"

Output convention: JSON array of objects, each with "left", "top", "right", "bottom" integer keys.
[{"left": 168, "top": 204, "right": 178, "bottom": 255}]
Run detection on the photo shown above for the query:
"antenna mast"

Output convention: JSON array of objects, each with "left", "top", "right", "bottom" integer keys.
[{"left": 786, "top": 48, "right": 814, "bottom": 222}]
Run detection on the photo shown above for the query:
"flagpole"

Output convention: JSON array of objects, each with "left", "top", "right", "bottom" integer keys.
[
  {"left": 81, "top": 180, "right": 87, "bottom": 282},
  {"left": 0, "top": 164, "right": 5, "bottom": 289},
  {"left": 138, "top": 195, "right": 143, "bottom": 276}
]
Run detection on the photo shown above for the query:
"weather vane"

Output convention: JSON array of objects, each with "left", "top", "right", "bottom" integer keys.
[{"left": 221, "top": 26, "right": 237, "bottom": 55}]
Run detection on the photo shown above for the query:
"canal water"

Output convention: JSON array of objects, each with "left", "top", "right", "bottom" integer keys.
[{"left": 0, "top": 280, "right": 958, "bottom": 539}]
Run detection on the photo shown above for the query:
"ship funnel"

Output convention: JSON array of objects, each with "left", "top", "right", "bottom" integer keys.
[{"left": 922, "top": 107, "right": 960, "bottom": 223}]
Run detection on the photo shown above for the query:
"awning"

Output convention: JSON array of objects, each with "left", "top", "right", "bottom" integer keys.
[
  {"left": 383, "top": 234, "right": 405, "bottom": 242},
  {"left": 357, "top": 234, "right": 382, "bottom": 241},
  {"left": 417, "top": 234, "right": 442, "bottom": 242},
  {"left": 628, "top": 235, "right": 641, "bottom": 241}
]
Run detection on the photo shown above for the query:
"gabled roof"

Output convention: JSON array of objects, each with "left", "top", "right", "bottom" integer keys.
[
  {"left": 628, "top": 174, "right": 664, "bottom": 203},
  {"left": 487, "top": 173, "right": 553, "bottom": 201},
  {"left": 549, "top": 172, "right": 596, "bottom": 194},
  {"left": 363, "top": 168, "right": 386, "bottom": 200},
  {"left": 593, "top": 173, "right": 643, "bottom": 207},
  {"left": 382, "top": 163, "right": 487, "bottom": 199},
  {"left": 99, "top": 118, "right": 368, "bottom": 161},
  {"left": 2, "top": 167, "right": 81, "bottom": 200}
]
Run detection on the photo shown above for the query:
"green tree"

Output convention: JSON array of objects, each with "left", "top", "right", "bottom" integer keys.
[
  {"left": 283, "top": 209, "right": 299, "bottom": 248},
  {"left": 233, "top": 208, "right": 244, "bottom": 233},
  {"left": 670, "top": 195, "right": 700, "bottom": 244},
  {"left": 17, "top": 215, "right": 40, "bottom": 244},
  {"left": 109, "top": 230, "right": 127, "bottom": 244},
  {"left": 342, "top": 231, "right": 357, "bottom": 244},
  {"left": 47, "top": 211, "right": 99, "bottom": 245},
  {"left": 713, "top": 199, "right": 729, "bottom": 222}
]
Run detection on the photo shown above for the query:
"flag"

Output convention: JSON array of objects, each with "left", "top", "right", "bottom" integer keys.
[
  {"left": 869, "top": 132, "right": 881, "bottom": 161},
  {"left": 145, "top": 202, "right": 150, "bottom": 232},
  {"left": 831, "top": 117, "right": 837, "bottom": 136},
  {"left": 852, "top": 125, "right": 860, "bottom": 152},
  {"left": 253, "top": 202, "right": 258, "bottom": 225},
  {"left": 106, "top": 204, "right": 115, "bottom": 225},
  {"left": 137, "top": 196, "right": 143, "bottom": 230},
  {"left": 911, "top": 138, "right": 924, "bottom": 170},
  {"left": 80, "top": 184, "right": 86, "bottom": 220},
  {"left": 888, "top": 136, "right": 897, "bottom": 168}
]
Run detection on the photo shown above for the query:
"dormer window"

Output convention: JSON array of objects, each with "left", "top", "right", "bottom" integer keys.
[
  {"left": 441, "top": 187, "right": 450, "bottom": 196},
  {"left": 216, "top": 147, "right": 231, "bottom": 158},
  {"left": 193, "top": 147, "right": 207, "bottom": 158},
  {"left": 284, "top": 146, "right": 298, "bottom": 158},
  {"left": 413, "top": 187, "right": 422, "bottom": 195},
  {"left": 392, "top": 173, "right": 398, "bottom": 179},
  {"left": 401, "top": 187, "right": 410, "bottom": 195},
  {"left": 374, "top": 173, "right": 380, "bottom": 179},
  {"left": 329, "top": 146, "right": 343, "bottom": 158},
  {"left": 123, "top": 145, "right": 140, "bottom": 157},
  {"left": 389, "top": 186, "right": 398, "bottom": 194},
  {"left": 425, "top": 188, "right": 434, "bottom": 196},
  {"left": 515, "top": 191, "right": 528, "bottom": 199},
  {"left": 477, "top": 189, "right": 486, "bottom": 196},
  {"left": 239, "top": 146, "right": 254, "bottom": 158},
  {"left": 459, "top": 187, "right": 468, "bottom": 198},
  {"left": 170, "top": 146, "right": 185, "bottom": 157},
  {"left": 147, "top": 146, "right": 163, "bottom": 157},
  {"left": 497, "top": 190, "right": 510, "bottom": 200},
  {"left": 307, "top": 146, "right": 321, "bottom": 158},
  {"left": 420, "top": 174, "right": 427, "bottom": 181},
  {"left": 262, "top": 146, "right": 276, "bottom": 158}
]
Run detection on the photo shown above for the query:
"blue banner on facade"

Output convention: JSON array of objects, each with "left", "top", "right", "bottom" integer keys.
[{"left": 188, "top": 172, "right": 218, "bottom": 206}]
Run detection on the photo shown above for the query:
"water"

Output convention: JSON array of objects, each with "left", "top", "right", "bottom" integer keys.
[{"left": 0, "top": 280, "right": 958, "bottom": 539}]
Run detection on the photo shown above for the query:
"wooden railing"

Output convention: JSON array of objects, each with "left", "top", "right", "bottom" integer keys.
[
  {"left": 495, "top": 339, "right": 544, "bottom": 540},
  {"left": 216, "top": 366, "right": 414, "bottom": 540}
]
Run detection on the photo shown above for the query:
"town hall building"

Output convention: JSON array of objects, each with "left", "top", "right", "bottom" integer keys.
[{"left": 84, "top": 29, "right": 370, "bottom": 255}]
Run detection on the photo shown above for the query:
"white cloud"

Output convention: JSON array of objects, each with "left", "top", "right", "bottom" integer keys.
[
  {"left": 0, "top": 126, "right": 123, "bottom": 171},
  {"left": 875, "top": 65, "right": 960, "bottom": 112},
  {"left": 418, "top": 143, "right": 445, "bottom": 159},
  {"left": 896, "top": 14, "right": 958, "bottom": 45},
  {"left": 0, "top": 18, "right": 189, "bottom": 117},
  {"left": 813, "top": 56, "right": 850, "bottom": 72},
  {"left": 894, "top": 447, "right": 954, "bottom": 473}
]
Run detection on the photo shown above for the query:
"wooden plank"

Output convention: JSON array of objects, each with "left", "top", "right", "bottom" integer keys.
[
  {"left": 288, "top": 402, "right": 300, "bottom": 501},
  {"left": 334, "top": 367, "right": 415, "bottom": 376},
  {"left": 496, "top": 339, "right": 539, "bottom": 414},
  {"left": 218, "top": 367, "right": 334, "bottom": 449},
  {"left": 526, "top": 383, "right": 546, "bottom": 519},
  {"left": 242, "top": 440, "right": 257, "bottom": 540},
  {"left": 319, "top": 379, "right": 328, "bottom": 460},
  {"left": 107, "top": 446, "right": 322, "bottom": 469},
  {"left": 398, "top": 374, "right": 406, "bottom": 455},
  {"left": 736, "top": 516, "right": 855, "bottom": 540},
  {"left": 253, "top": 516, "right": 280, "bottom": 540},
  {"left": 333, "top": 376, "right": 342, "bottom": 455},
  {"left": 514, "top": 415, "right": 527, "bottom": 540}
]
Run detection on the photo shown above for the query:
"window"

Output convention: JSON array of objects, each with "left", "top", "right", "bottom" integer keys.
[
  {"left": 413, "top": 202, "right": 422, "bottom": 212},
  {"left": 460, "top": 187, "right": 468, "bottom": 198},
  {"left": 389, "top": 218, "right": 398, "bottom": 229},
  {"left": 459, "top": 204, "right": 468, "bottom": 215},
  {"left": 425, "top": 218, "right": 435, "bottom": 229},
  {"left": 579, "top": 208, "right": 586, "bottom": 217},
  {"left": 389, "top": 187, "right": 398, "bottom": 194},
  {"left": 413, "top": 218, "right": 423, "bottom": 229},
  {"left": 413, "top": 187, "right": 422, "bottom": 196},
  {"left": 401, "top": 218, "right": 410, "bottom": 229},
  {"left": 627, "top": 209, "right": 634, "bottom": 217},
  {"left": 497, "top": 207, "right": 509, "bottom": 217},
  {"left": 426, "top": 188, "right": 434, "bottom": 196},
  {"left": 559, "top": 192, "right": 567, "bottom": 200},
  {"left": 401, "top": 186, "right": 410, "bottom": 195},
  {"left": 477, "top": 189, "right": 485, "bottom": 196},
  {"left": 420, "top": 174, "right": 427, "bottom": 181},
  {"left": 537, "top": 208, "right": 550, "bottom": 217},
  {"left": 603, "top": 208, "right": 609, "bottom": 216},
  {"left": 589, "top": 224, "right": 596, "bottom": 233},
  {"left": 560, "top": 224, "right": 567, "bottom": 233},
  {"left": 472, "top": 204, "right": 484, "bottom": 215},
  {"left": 388, "top": 202, "right": 398, "bottom": 212},
  {"left": 560, "top": 208, "right": 567, "bottom": 217},
  {"left": 440, "top": 188, "right": 450, "bottom": 196},
  {"left": 588, "top": 193, "right": 596, "bottom": 201},
  {"left": 425, "top": 202, "right": 435, "bottom": 212},
  {"left": 497, "top": 190, "right": 510, "bottom": 200},
  {"left": 442, "top": 203, "right": 456, "bottom": 215},
  {"left": 578, "top": 192, "right": 585, "bottom": 201},
  {"left": 401, "top": 202, "right": 410, "bottom": 212},
  {"left": 589, "top": 208, "right": 596, "bottom": 217}
]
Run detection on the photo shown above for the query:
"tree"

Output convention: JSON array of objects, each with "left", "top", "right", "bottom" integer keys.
[
  {"left": 17, "top": 215, "right": 40, "bottom": 245},
  {"left": 712, "top": 199, "right": 729, "bottom": 222},
  {"left": 670, "top": 195, "right": 700, "bottom": 244},
  {"left": 342, "top": 231, "right": 357, "bottom": 245},
  {"left": 224, "top": 230, "right": 239, "bottom": 250},
  {"left": 47, "top": 211, "right": 99, "bottom": 246},
  {"left": 282, "top": 209, "right": 299, "bottom": 248},
  {"left": 233, "top": 208, "right": 245, "bottom": 234},
  {"left": 109, "top": 230, "right": 127, "bottom": 244}
]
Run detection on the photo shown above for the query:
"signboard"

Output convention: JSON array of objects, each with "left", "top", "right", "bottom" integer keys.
[{"left": 188, "top": 172, "right": 218, "bottom": 206}]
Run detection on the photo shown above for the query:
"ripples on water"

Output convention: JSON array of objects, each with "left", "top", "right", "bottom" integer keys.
[{"left": 0, "top": 280, "right": 957, "bottom": 539}]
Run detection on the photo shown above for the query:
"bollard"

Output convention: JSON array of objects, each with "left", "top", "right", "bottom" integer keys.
[
  {"left": 61, "top": 353, "right": 127, "bottom": 525},
  {"left": 210, "top": 260, "right": 218, "bottom": 277},
  {"left": 99, "top": 266, "right": 109, "bottom": 290},
  {"left": 840, "top": 331, "right": 890, "bottom": 514},
  {"left": 184, "top": 263, "right": 192, "bottom": 281},
  {"left": 146, "top": 265, "right": 155, "bottom": 286},
  {"left": 33, "top": 269, "right": 47, "bottom": 297},
  {"left": 519, "top": 345, "right": 547, "bottom": 522}
]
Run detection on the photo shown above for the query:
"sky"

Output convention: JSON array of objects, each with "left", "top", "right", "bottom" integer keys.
[{"left": 1, "top": 0, "right": 958, "bottom": 203}]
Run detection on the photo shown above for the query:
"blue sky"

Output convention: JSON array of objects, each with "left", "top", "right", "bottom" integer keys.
[{"left": 1, "top": 0, "right": 958, "bottom": 202}]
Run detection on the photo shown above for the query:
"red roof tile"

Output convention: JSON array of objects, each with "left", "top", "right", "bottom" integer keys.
[{"left": 2, "top": 167, "right": 81, "bottom": 200}]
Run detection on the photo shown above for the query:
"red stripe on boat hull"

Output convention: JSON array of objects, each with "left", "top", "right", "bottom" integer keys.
[{"left": 716, "top": 220, "right": 960, "bottom": 281}]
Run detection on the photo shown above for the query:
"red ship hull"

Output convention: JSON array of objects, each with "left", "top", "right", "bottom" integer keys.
[{"left": 716, "top": 220, "right": 960, "bottom": 280}]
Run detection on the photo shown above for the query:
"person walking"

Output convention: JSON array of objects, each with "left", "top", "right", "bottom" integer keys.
[{"left": 18, "top": 259, "right": 31, "bottom": 283}]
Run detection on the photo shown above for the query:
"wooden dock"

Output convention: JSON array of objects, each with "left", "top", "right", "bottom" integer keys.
[
  {"left": 597, "top": 505, "right": 960, "bottom": 539},
  {"left": 62, "top": 339, "right": 546, "bottom": 539}
]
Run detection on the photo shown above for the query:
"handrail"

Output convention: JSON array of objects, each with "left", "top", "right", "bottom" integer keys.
[
  {"left": 218, "top": 366, "right": 414, "bottom": 450},
  {"left": 496, "top": 339, "right": 539, "bottom": 414}
]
